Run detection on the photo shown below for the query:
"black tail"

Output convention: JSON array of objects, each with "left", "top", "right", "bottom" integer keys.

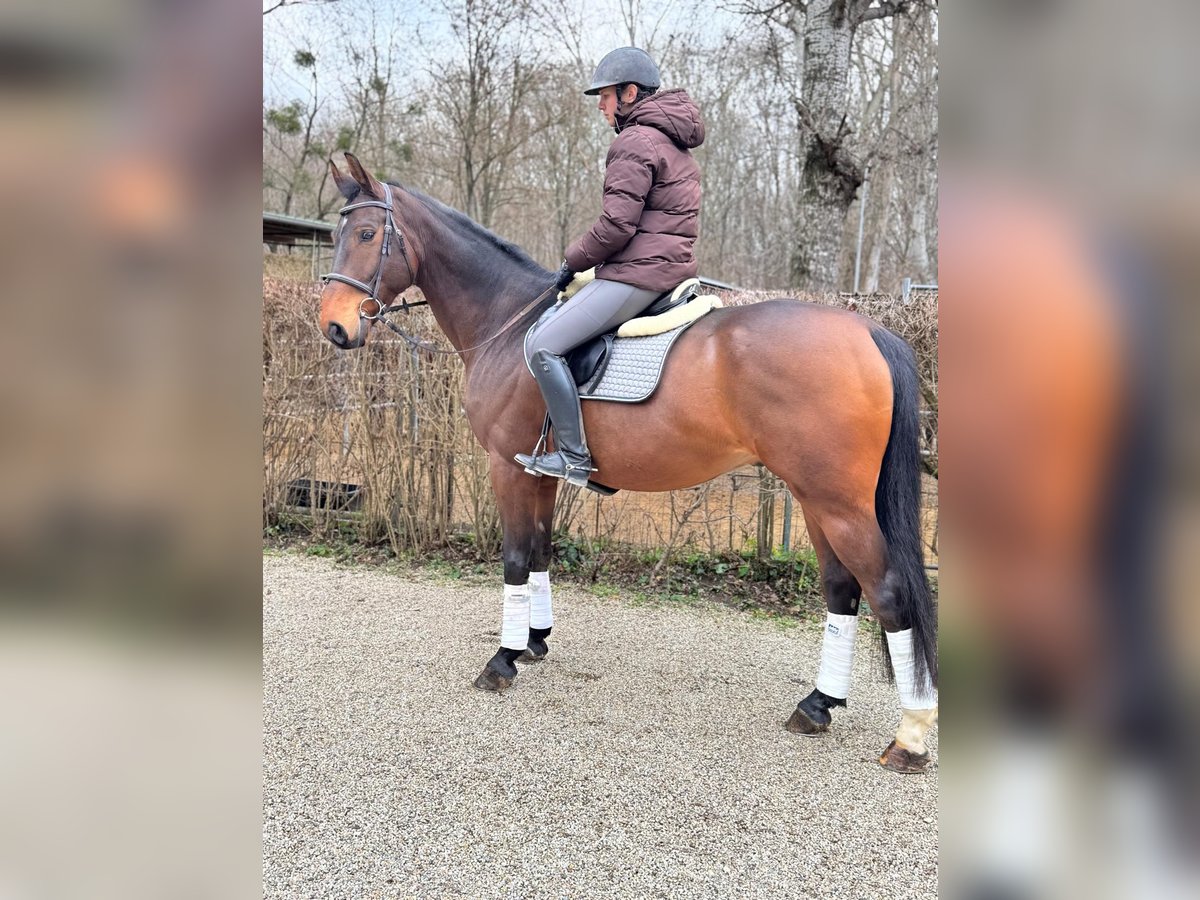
[{"left": 870, "top": 326, "right": 938, "bottom": 688}]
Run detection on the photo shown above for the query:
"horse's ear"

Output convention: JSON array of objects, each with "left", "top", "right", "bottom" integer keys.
[
  {"left": 343, "top": 151, "right": 385, "bottom": 199},
  {"left": 330, "top": 159, "right": 360, "bottom": 200}
]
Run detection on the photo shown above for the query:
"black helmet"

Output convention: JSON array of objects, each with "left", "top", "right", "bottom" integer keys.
[{"left": 583, "top": 47, "right": 661, "bottom": 95}]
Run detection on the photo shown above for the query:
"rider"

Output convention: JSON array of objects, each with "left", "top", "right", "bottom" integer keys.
[{"left": 515, "top": 46, "right": 706, "bottom": 485}]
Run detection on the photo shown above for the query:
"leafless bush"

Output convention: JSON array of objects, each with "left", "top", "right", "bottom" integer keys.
[{"left": 264, "top": 278, "right": 475, "bottom": 553}]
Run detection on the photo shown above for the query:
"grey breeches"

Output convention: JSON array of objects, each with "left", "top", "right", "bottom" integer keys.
[{"left": 527, "top": 279, "right": 660, "bottom": 356}]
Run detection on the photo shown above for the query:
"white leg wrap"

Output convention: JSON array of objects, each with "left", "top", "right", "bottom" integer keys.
[
  {"left": 886, "top": 628, "right": 938, "bottom": 709},
  {"left": 500, "top": 583, "right": 530, "bottom": 651},
  {"left": 528, "top": 571, "right": 553, "bottom": 629},
  {"left": 814, "top": 612, "right": 859, "bottom": 699}
]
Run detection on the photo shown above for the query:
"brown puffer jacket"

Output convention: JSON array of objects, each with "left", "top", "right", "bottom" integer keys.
[{"left": 564, "top": 89, "right": 705, "bottom": 293}]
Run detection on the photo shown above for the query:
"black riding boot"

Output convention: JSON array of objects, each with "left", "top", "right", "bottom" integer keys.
[{"left": 515, "top": 349, "right": 595, "bottom": 487}]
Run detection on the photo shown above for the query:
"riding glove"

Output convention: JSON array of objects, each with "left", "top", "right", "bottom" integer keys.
[{"left": 554, "top": 261, "right": 575, "bottom": 293}]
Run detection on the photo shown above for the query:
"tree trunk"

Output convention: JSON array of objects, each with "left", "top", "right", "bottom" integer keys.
[
  {"left": 790, "top": 0, "right": 862, "bottom": 291},
  {"left": 905, "top": 167, "right": 932, "bottom": 280},
  {"left": 864, "top": 164, "right": 891, "bottom": 292}
]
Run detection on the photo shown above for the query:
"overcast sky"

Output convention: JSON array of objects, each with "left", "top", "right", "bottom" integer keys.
[{"left": 264, "top": 0, "right": 738, "bottom": 108}]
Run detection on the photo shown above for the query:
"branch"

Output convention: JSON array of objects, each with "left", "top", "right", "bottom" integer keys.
[
  {"left": 264, "top": 0, "right": 340, "bottom": 16},
  {"left": 722, "top": 0, "right": 805, "bottom": 25},
  {"left": 854, "top": 0, "right": 913, "bottom": 24}
]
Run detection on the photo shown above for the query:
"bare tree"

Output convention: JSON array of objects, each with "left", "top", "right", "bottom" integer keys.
[
  {"left": 616, "top": 0, "right": 682, "bottom": 47},
  {"left": 859, "top": 13, "right": 902, "bottom": 291},
  {"left": 429, "top": 0, "right": 553, "bottom": 227},
  {"left": 855, "top": 0, "right": 937, "bottom": 291},
  {"left": 685, "top": 32, "right": 798, "bottom": 287},
  {"left": 263, "top": 0, "right": 937, "bottom": 289},
  {"left": 263, "top": 1, "right": 415, "bottom": 220},
  {"left": 792, "top": 0, "right": 921, "bottom": 290},
  {"left": 738, "top": 1, "right": 921, "bottom": 289},
  {"left": 897, "top": 1, "right": 937, "bottom": 283},
  {"left": 526, "top": 69, "right": 608, "bottom": 260},
  {"left": 326, "top": 5, "right": 413, "bottom": 202},
  {"left": 263, "top": 50, "right": 324, "bottom": 215}
]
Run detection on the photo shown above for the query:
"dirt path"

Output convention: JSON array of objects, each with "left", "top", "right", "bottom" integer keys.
[{"left": 263, "top": 553, "right": 937, "bottom": 899}]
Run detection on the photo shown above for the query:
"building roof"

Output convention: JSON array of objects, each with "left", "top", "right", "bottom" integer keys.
[{"left": 263, "top": 212, "right": 333, "bottom": 246}]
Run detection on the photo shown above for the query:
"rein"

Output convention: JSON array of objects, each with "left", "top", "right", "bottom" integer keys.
[
  {"left": 376, "top": 287, "right": 556, "bottom": 356},
  {"left": 323, "top": 183, "right": 556, "bottom": 357}
]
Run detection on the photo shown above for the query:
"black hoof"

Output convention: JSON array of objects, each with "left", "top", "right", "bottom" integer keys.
[
  {"left": 785, "top": 706, "right": 828, "bottom": 735},
  {"left": 473, "top": 649, "right": 519, "bottom": 692},
  {"left": 878, "top": 739, "right": 931, "bottom": 774},
  {"left": 473, "top": 666, "right": 515, "bottom": 692},
  {"left": 785, "top": 688, "right": 846, "bottom": 736},
  {"left": 519, "top": 634, "right": 550, "bottom": 662}
]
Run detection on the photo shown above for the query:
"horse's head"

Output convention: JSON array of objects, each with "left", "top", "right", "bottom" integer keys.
[{"left": 319, "top": 153, "right": 418, "bottom": 349}]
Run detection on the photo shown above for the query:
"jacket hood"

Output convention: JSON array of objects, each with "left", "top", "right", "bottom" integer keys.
[{"left": 619, "top": 88, "right": 705, "bottom": 149}]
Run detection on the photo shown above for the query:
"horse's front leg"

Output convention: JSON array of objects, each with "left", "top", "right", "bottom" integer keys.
[
  {"left": 472, "top": 456, "right": 545, "bottom": 692},
  {"left": 520, "top": 474, "right": 559, "bottom": 662}
]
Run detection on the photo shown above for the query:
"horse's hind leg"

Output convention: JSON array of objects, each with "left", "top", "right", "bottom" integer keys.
[
  {"left": 786, "top": 512, "right": 864, "bottom": 736},
  {"left": 519, "top": 476, "right": 559, "bottom": 662},
  {"left": 473, "top": 457, "right": 541, "bottom": 692},
  {"left": 814, "top": 504, "right": 938, "bottom": 772}
]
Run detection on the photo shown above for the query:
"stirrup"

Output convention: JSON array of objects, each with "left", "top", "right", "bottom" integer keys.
[
  {"left": 516, "top": 450, "right": 595, "bottom": 487},
  {"left": 515, "top": 451, "right": 543, "bottom": 477},
  {"left": 515, "top": 415, "right": 552, "bottom": 476}
]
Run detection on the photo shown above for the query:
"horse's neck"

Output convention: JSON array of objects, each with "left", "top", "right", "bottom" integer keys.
[{"left": 406, "top": 200, "right": 549, "bottom": 357}]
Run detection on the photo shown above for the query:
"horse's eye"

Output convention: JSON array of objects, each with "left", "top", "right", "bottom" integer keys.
[{"left": 361, "top": 230, "right": 375, "bottom": 242}]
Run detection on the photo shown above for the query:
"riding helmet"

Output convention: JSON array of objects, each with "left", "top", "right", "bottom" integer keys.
[{"left": 583, "top": 47, "right": 661, "bottom": 95}]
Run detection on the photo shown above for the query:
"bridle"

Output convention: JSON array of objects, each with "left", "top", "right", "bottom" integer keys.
[
  {"left": 321, "top": 182, "right": 425, "bottom": 319},
  {"left": 320, "top": 181, "right": 557, "bottom": 356}
]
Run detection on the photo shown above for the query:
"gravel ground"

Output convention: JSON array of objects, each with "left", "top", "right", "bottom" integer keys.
[{"left": 263, "top": 553, "right": 938, "bottom": 899}]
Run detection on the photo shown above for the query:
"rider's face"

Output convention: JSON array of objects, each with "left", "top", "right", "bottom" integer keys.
[
  {"left": 597, "top": 86, "right": 619, "bottom": 126},
  {"left": 597, "top": 84, "right": 636, "bottom": 127}
]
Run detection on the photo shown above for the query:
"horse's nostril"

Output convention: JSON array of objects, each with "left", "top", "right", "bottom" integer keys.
[{"left": 327, "top": 321, "right": 348, "bottom": 346}]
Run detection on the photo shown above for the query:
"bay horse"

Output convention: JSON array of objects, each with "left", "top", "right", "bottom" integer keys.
[{"left": 318, "top": 153, "right": 938, "bottom": 772}]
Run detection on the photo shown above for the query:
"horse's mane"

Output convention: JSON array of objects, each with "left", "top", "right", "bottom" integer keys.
[{"left": 398, "top": 185, "right": 548, "bottom": 278}]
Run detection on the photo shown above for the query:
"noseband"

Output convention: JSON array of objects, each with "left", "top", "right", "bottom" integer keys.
[{"left": 321, "top": 182, "right": 424, "bottom": 318}]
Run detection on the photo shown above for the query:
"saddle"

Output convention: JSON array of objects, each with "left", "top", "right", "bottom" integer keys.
[
  {"left": 522, "top": 276, "right": 723, "bottom": 496},
  {"left": 524, "top": 277, "right": 708, "bottom": 387}
]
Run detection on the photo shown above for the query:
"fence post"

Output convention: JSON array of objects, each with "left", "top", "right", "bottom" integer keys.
[
  {"left": 781, "top": 491, "right": 793, "bottom": 553},
  {"left": 756, "top": 464, "right": 775, "bottom": 560}
]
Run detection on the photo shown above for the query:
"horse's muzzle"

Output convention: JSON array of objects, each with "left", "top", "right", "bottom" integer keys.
[{"left": 326, "top": 320, "right": 358, "bottom": 349}]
